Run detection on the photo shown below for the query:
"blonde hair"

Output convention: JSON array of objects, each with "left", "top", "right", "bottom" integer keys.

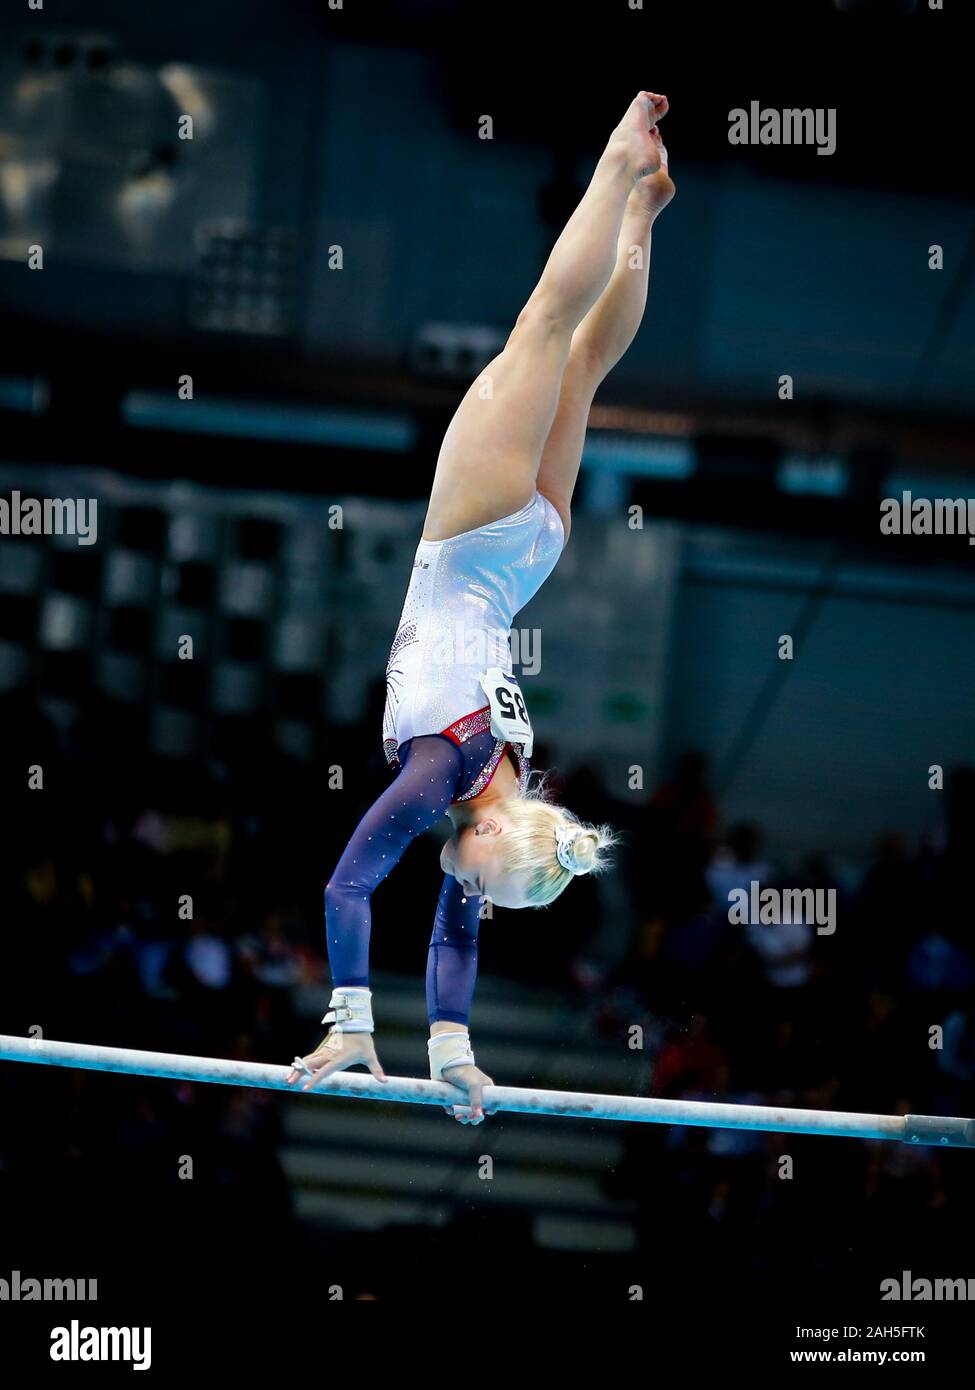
[{"left": 500, "top": 772, "right": 619, "bottom": 908}]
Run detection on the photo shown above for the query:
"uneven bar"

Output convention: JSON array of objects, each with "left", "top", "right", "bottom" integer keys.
[{"left": 1, "top": 1034, "right": 973, "bottom": 1147}]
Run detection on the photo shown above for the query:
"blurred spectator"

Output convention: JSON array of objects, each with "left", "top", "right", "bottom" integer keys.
[
  {"left": 634, "top": 751, "right": 718, "bottom": 922},
  {"left": 705, "top": 821, "right": 770, "bottom": 907}
]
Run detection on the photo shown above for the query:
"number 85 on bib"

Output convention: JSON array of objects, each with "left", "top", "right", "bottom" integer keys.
[{"left": 481, "top": 667, "right": 534, "bottom": 758}]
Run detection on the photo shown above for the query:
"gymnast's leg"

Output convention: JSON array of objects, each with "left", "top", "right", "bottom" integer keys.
[
  {"left": 535, "top": 125, "right": 676, "bottom": 538},
  {"left": 422, "top": 92, "right": 668, "bottom": 542}
]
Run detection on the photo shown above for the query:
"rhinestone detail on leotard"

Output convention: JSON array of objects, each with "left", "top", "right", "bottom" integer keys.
[{"left": 383, "top": 704, "right": 529, "bottom": 801}]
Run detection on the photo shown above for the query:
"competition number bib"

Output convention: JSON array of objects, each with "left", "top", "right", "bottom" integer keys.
[{"left": 480, "top": 667, "right": 534, "bottom": 758}]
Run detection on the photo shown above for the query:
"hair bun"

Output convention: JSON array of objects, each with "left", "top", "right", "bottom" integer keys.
[
  {"left": 556, "top": 824, "right": 599, "bottom": 875},
  {"left": 565, "top": 828, "right": 599, "bottom": 874}
]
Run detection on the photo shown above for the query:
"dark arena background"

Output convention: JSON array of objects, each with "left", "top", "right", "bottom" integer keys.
[{"left": 1, "top": 0, "right": 973, "bottom": 1372}]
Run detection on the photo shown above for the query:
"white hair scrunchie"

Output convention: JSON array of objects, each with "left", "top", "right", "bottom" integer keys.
[{"left": 555, "top": 823, "right": 584, "bottom": 874}]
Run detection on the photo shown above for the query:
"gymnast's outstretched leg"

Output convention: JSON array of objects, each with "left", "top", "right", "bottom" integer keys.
[
  {"left": 536, "top": 124, "right": 676, "bottom": 534},
  {"left": 422, "top": 92, "right": 668, "bottom": 544}
]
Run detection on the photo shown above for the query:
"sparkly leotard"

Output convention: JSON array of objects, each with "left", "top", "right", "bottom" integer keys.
[
  {"left": 324, "top": 492, "right": 564, "bottom": 1025},
  {"left": 383, "top": 491, "right": 564, "bottom": 798}
]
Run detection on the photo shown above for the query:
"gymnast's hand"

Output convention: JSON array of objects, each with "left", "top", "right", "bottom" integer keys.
[
  {"left": 285, "top": 1030, "right": 388, "bottom": 1093},
  {"left": 441, "top": 1064, "right": 495, "bottom": 1126}
]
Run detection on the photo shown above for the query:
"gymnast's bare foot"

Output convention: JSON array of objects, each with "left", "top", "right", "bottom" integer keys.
[
  {"left": 632, "top": 123, "right": 676, "bottom": 218},
  {"left": 611, "top": 91, "right": 669, "bottom": 183}
]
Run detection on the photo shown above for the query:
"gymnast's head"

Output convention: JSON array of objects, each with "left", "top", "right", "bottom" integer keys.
[{"left": 440, "top": 774, "right": 618, "bottom": 909}]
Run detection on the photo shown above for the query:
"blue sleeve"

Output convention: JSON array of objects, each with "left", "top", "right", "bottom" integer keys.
[
  {"left": 426, "top": 874, "right": 482, "bottom": 1026},
  {"left": 324, "top": 735, "right": 466, "bottom": 987}
]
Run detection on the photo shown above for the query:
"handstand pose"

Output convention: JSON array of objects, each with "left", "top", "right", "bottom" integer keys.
[{"left": 288, "top": 92, "right": 676, "bottom": 1122}]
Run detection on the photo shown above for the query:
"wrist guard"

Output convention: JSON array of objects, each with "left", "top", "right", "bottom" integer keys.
[
  {"left": 428, "top": 1030, "right": 475, "bottom": 1081},
  {"left": 322, "top": 986, "right": 374, "bottom": 1035}
]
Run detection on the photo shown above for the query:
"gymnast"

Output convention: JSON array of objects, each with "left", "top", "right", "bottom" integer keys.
[{"left": 287, "top": 92, "right": 676, "bottom": 1123}]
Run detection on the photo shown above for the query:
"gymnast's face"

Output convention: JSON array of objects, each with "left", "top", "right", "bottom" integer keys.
[{"left": 440, "top": 819, "right": 531, "bottom": 910}]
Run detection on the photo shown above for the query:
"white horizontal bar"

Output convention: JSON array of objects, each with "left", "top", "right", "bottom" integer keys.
[{"left": 1, "top": 1035, "right": 972, "bottom": 1148}]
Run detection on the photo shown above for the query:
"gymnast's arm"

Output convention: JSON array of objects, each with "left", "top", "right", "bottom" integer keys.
[
  {"left": 427, "top": 873, "right": 482, "bottom": 1027},
  {"left": 427, "top": 875, "right": 496, "bottom": 1125},
  {"left": 287, "top": 736, "right": 465, "bottom": 1090}
]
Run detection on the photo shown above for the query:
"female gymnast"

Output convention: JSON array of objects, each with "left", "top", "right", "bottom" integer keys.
[{"left": 288, "top": 92, "right": 676, "bottom": 1123}]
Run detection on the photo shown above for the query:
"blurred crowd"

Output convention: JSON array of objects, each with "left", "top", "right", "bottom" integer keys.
[
  {"left": 593, "top": 751, "right": 975, "bottom": 1293},
  {"left": 1, "top": 681, "right": 973, "bottom": 1299}
]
